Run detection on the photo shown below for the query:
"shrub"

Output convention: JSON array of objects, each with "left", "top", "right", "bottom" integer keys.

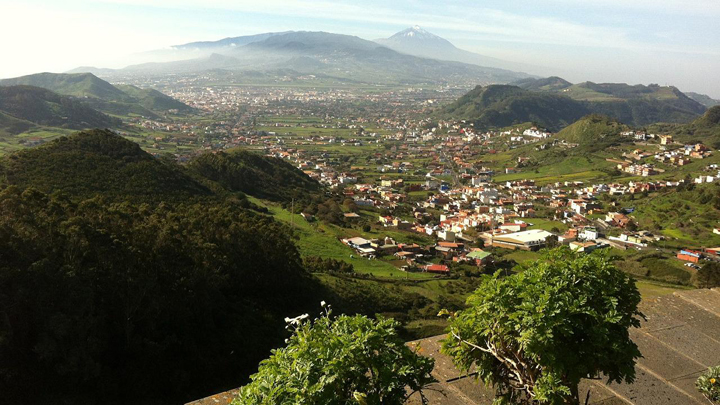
[
  {"left": 442, "top": 248, "right": 643, "bottom": 404},
  {"left": 697, "top": 366, "right": 720, "bottom": 404},
  {"left": 235, "top": 305, "right": 435, "bottom": 404}
]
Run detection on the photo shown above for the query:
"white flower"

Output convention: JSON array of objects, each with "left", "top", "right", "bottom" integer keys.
[
  {"left": 286, "top": 313, "right": 310, "bottom": 325},
  {"left": 284, "top": 339, "right": 289, "bottom": 344},
  {"left": 321, "top": 301, "right": 326, "bottom": 307}
]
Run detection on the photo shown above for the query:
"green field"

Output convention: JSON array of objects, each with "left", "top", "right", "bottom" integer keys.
[{"left": 248, "top": 197, "right": 435, "bottom": 279}]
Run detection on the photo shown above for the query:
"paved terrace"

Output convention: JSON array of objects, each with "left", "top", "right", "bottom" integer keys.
[{"left": 188, "top": 288, "right": 720, "bottom": 405}]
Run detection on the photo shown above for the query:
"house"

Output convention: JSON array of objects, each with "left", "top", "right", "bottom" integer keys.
[
  {"left": 437, "top": 230, "right": 456, "bottom": 241},
  {"left": 605, "top": 212, "right": 631, "bottom": 228},
  {"left": 570, "top": 241, "right": 602, "bottom": 253},
  {"left": 466, "top": 250, "right": 492, "bottom": 266},
  {"left": 677, "top": 249, "right": 701, "bottom": 263},
  {"left": 580, "top": 227, "right": 600, "bottom": 241},
  {"left": 491, "top": 229, "right": 555, "bottom": 251},
  {"left": 558, "top": 229, "right": 578, "bottom": 244},
  {"left": 425, "top": 264, "right": 450, "bottom": 274},
  {"left": 499, "top": 222, "right": 527, "bottom": 233}
]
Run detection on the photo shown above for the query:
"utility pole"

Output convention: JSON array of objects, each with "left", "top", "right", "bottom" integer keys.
[{"left": 290, "top": 198, "right": 295, "bottom": 228}]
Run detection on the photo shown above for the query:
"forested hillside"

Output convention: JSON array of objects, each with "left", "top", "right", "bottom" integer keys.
[
  {"left": 0, "top": 72, "right": 193, "bottom": 118},
  {"left": 0, "top": 129, "right": 437, "bottom": 404},
  {"left": 0, "top": 85, "right": 120, "bottom": 131},
  {"left": 0, "top": 129, "right": 329, "bottom": 403},
  {"left": 446, "top": 81, "right": 708, "bottom": 130},
  {"left": 0, "top": 129, "right": 210, "bottom": 201},
  {"left": 188, "top": 149, "right": 322, "bottom": 203},
  {"left": 440, "top": 84, "right": 589, "bottom": 131}
]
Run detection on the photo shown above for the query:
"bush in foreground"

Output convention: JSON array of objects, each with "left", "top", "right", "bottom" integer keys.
[
  {"left": 442, "top": 248, "right": 644, "bottom": 404},
  {"left": 235, "top": 305, "right": 435, "bottom": 404},
  {"left": 697, "top": 366, "right": 720, "bottom": 404}
]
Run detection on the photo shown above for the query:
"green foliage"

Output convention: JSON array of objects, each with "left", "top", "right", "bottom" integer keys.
[
  {"left": 648, "top": 106, "right": 720, "bottom": 145},
  {"left": 0, "top": 129, "right": 211, "bottom": 201},
  {"left": 304, "top": 256, "right": 355, "bottom": 273},
  {"left": 114, "top": 84, "right": 194, "bottom": 113},
  {"left": 0, "top": 185, "right": 320, "bottom": 403},
  {"left": 0, "top": 72, "right": 128, "bottom": 101},
  {"left": 697, "top": 366, "right": 720, "bottom": 404},
  {"left": 554, "top": 114, "right": 627, "bottom": 149},
  {"left": 442, "top": 81, "right": 705, "bottom": 132},
  {"left": 696, "top": 262, "right": 720, "bottom": 289},
  {"left": 0, "top": 72, "right": 192, "bottom": 117},
  {"left": 0, "top": 85, "right": 120, "bottom": 129},
  {"left": 442, "top": 248, "right": 643, "bottom": 404},
  {"left": 235, "top": 308, "right": 435, "bottom": 404},
  {"left": 188, "top": 149, "right": 321, "bottom": 203},
  {"left": 440, "top": 85, "right": 588, "bottom": 132}
]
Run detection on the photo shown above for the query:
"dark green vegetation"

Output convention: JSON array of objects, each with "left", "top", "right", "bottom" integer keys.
[
  {"left": 0, "top": 72, "right": 193, "bottom": 118},
  {"left": 0, "top": 130, "right": 326, "bottom": 404},
  {"left": 0, "top": 129, "right": 210, "bottom": 201},
  {"left": 696, "top": 365, "right": 720, "bottom": 403},
  {"left": 188, "top": 150, "right": 321, "bottom": 203},
  {"left": 0, "top": 85, "right": 120, "bottom": 133},
  {"left": 649, "top": 105, "right": 720, "bottom": 146},
  {"left": 0, "top": 129, "right": 459, "bottom": 404},
  {"left": 0, "top": 187, "right": 320, "bottom": 404},
  {"left": 445, "top": 79, "right": 707, "bottom": 130},
  {"left": 235, "top": 311, "right": 435, "bottom": 404},
  {"left": 443, "top": 249, "right": 643, "bottom": 404},
  {"left": 696, "top": 262, "right": 720, "bottom": 289},
  {"left": 629, "top": 182, "right": 720, "bottom": 249},
  {"left": 440, "top": 84, "right": 588, "bottom": 131}
]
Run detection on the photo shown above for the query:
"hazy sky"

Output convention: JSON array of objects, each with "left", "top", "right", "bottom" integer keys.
[{"left": 2, "top": 0, "right": 719, "bottom": 97}]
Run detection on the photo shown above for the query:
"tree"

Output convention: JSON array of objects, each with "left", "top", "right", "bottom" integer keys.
[
  {"left": 235, "top": 306, "right": 435, "bottom": 404},
  {"left": 441, "top": 248, "right": 643, "bottom": 404},
  {"left": 696, "top": 262, "right": 720, "bottom": 289}
]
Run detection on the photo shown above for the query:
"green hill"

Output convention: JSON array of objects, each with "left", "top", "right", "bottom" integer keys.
[
  {"left": 188, "top": 149, "right": 321, "bottom": 203},
  {"left": 649, "top": 106, "right": 720, "bottom": 146},
  {"left": 0, "top": 72, "right": 129, "bottom": 101},
  {"left": 440, "top": 84, "right": 589, "bottom": 131},
  {"left": 686, "top": 92, "right": 720, "bottom": 108},
  {"left": 513, "top": 76, "right": 572, "bottom": 92},
  {"left": 0, "top": 85, "right": 120, "bottom": 130},
  {"left": 115, "top": 84, "right": 194, "bottom": 113},
  {"left": 555, "top": 114, "right": 628, "bottom": 147},
  {"left": 0, "top": 110, "right": 37, "bottom": 135},
  {"left": 443, "top": 81, "right": 706, "bottom": 131},
  {"left": 0, "top": 128, "right": 211, "bottom": 200},
  {"left": 0, "top": 72, "right": 192, "bottom": 117}
]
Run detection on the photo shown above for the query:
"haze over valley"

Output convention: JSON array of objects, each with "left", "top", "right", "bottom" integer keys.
[{"left": 2, "top": 2, "right": 720, "bottom": 405}]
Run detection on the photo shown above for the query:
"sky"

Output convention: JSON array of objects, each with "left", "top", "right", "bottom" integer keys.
[{"left": 2, "top": 0, "right": 719, "bottom": 97}]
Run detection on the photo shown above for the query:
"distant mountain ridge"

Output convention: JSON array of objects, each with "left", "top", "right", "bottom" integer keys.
[
  {"left": 375, "top": 26, "right": 538, "bottom": 75},
  {"left": 686, "top": 92, "right": 720, "bottom": 108},
  {"left": 444, "top": 78, "right": 707, "bottom": 130},
  {"left": 73, "top": 31, "right": 533, "bottom": 86},
  {"left": 0, "top": 72, "right": 193, "bottom": 117}
]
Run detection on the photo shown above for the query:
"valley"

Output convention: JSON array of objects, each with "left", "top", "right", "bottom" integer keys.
[{"left": 2, "top": 21, "right": 720, "bottom": 405}]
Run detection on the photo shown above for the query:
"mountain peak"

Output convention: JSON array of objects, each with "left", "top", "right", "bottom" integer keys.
[{"left": 391, "top": 26, "right": 444, "bottom": 41}]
